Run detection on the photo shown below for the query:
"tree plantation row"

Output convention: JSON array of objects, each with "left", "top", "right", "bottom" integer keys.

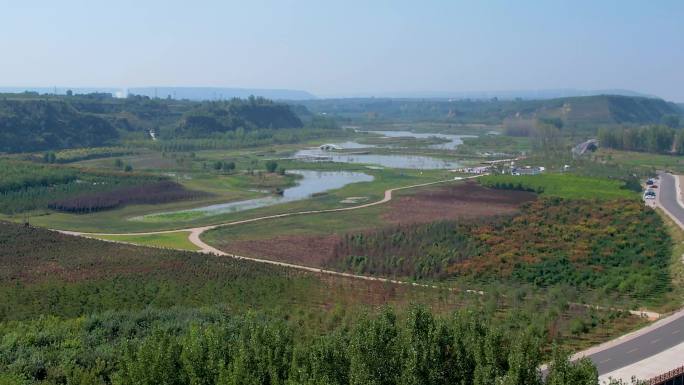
[
  {"left": 331, "top": 197, "right": 670, "bottom": 302},
  {"left": 1, "top": 305, "right": 607, "bottom": 385}
]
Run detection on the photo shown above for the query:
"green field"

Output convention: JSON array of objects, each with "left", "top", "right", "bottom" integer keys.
[
  {"left": 2, "top": 124, "right": 493, "bottom": 235},
  {"left": 94, "top": 232, "right": 199, "bottom": 251},
  {"left": 4, "top": 91, "right": 681, "bottom": 384},
  {"left": 0, "top": 220, "right": 650, "bottom": 384},
  {"left": 596, "top": 148, "right": 684, "bottom": 174},
  {"left": 203, "top": 204, "right": 387, "bottom": 245},
  {"left": 18, "top": 164, "right": 453, "bottom": 233},
  {"left": 479, "top": 173, "right": 638, "bottom": 199}
]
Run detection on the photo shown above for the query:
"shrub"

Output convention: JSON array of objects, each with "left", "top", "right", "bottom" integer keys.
[{"left": 265, "top": 160, "right": 278, "bottom": 173}]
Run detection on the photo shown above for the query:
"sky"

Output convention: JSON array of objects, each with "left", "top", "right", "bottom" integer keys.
[{"left": 1, "top": 0, "right": 683, "bottom": 101}]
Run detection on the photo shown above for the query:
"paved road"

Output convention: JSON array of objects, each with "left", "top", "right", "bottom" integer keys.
[
  {"left": 658, "top": 173, "right": 684, "bottom": 226},
  {"left": 576, "top": 172, "right": 684, "bottom": 377},
  {"left": 584, "top": 310, "right": 684, "bottom": 375}
]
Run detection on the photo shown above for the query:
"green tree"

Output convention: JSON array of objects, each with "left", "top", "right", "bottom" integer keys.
[
  {"left": 114, "top": 330, "right": 186, "bottom": 385},
  {"left": 291, "top": 330, "right": 350, "bottom": 385},
  {"left": 226, "top": 315, "right": 292, "bottom": 385},
  {"left": 545, "top": 346, "right": 598, "bottom": 385},
  {"left": 675, "top": 130, "right": 684, "bottom": 155},
  {"left": 661, "top": 114, "right": 680, "bottom": 129},
  {"left": 349, "top": 308, "right": 400, "bottom": 385},
  {"left": 223, "top": 161, "right": 236, "bottom": 173},
  {"left": 43, "top": 152, "right": 56, "bottom": 163},
  {"left": 500, "top": 331, "right": 542, "bottom": 385},
  {"left": 265, "top": 160, "right": 278, "bottom": 173},
  {"left": 473, "top": 326, "right": 508, "bottom": 385},
  {"left": 181, "top": 325, "right": 230, "bottom": 385}
]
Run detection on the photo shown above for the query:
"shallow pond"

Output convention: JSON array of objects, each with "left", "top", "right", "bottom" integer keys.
[
  {"left": 293, "top": 129, "right": 470, "bottom": 169},
  {"left": 364, "top": 130, "right": 475, "bottom": 150},
  {"left": 132, "top": 170, "right": 374, "bottom": 222},
  {"left": 293, "top": 148, "right": 463, "bottom": 169}
]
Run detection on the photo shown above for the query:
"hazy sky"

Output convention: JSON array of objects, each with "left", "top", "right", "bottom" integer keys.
[{"left": 1, "top": 0, "right": 683, "bottom": 101}]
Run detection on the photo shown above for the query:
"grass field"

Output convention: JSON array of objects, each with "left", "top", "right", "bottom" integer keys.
[
  {"left": 479, "top": 173, "right": 638, "bottom": 199},
  {"left": 457, "top": 135, "right": 532, "bottom": 155},
  {"left": 203, "top": 204, "right": 386, "bottom": 243},
  {"left": 5, "top": 130, "right": 484, "bottom": 233},
  {"left": 0, "top": 220, "right": 463, "bottom": 324},
  {"left": 94, "top": 231, "right": 199, "bottom": 251},
  {"left": 19, "top": 166, "right": 453, "bottom": 233},
  {"left": 596, "top": 148, "right": 684, "bottom": 174},
  {"left": 0, "top": 219, "right": 650, "bottom": 355}
]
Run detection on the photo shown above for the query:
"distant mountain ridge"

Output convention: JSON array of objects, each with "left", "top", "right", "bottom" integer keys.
[
  {"left": 1, "top": 87, "right": 668, "bottom": 102},
  {"left": 321, "top": 89, "right": 655, "bottom": 100},
  {"left": 300, "top": 94, "right": 682, "bottom": 126},
  {"left": 128, "top": 87, "right": 316, "bottom": 101},
  {"left": 0, "top": 86, "right": 317, "bottom": 101}
]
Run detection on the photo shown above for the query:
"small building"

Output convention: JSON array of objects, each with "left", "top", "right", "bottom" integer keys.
[
  {"left": 319, "top": 144, "right": 342, "bottom": 151},
  {"left": 572, "top": 139, "right": 599, "bottom": 157},
  {"left": 458, "top": 166, "right": 490, "bottom": 174},
  {"left": 511, "top": 166, "right": 543, "bottom": 176}
]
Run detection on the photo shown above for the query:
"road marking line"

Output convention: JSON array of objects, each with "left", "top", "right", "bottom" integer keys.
[
  {"left": 599, "top": 358, "right": 611, "bottom": 364},
  {"left": 673, "top": 330, "right": 681, "bottom": 335},
  {"left": 627, "top": 348, "right": 639, "bottom": 353},
  {"left": 651, "top": 338, "right": 661, "bottom": 344}
]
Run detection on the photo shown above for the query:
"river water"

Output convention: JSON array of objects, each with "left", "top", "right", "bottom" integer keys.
[
  {"left": 133, "top": 170, "right": 374, "bottom": 221},
  {"left": 364, "top": 130, "right": 474, "bottom": 150},
  {"left": 134, "top": 129, "right": 467, "bottom": 221},
  {"left": 294, "top": 130, "right": 468, "bottom": 169}
]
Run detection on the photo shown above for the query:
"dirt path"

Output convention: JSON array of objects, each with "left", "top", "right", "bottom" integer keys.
[
  {"left": 56, "top": 172, "right": 674, "bottom": 380},
  {"left": 55, "top": 173, "right": 666, "bottom": 315},
  {"left": 56, "top": 175, "right": 485, "bottom": 292},
  {"left": 57, "top": 175, "right": 483, "bottom": 253},
  {"left": 58, "top": 176, "right": 480, "bottom": 247}
]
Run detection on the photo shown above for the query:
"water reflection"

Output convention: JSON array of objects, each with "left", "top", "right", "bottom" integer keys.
[{"left": 133, "top": 170, "right": 374, "bottom": 221}]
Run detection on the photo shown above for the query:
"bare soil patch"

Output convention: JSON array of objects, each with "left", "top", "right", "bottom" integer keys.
[
  {"left": 227, "top": 234, "right": 341, "bottom": 267},
  {"left": 382, "top": 181, "right": 536, "bottom": 224},
  {"left": 221, "top": 181, "right": 536, "bottom": 267}
]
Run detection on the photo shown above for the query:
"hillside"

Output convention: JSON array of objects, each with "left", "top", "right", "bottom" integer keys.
[
  {"left": 530, "top": 95, "right": 680, "bottom": 125},
  {"left": 0, "top": 99, "right": 119, "bottom": 153},
  {"left": 0, "top": 220, "right": 604, "bottom": 384},
  {"left": 170, "top": 97, "right": 304, "bottom": 137},
  {"left": 0, "top": 93, "right": 307, "bottom": 153},
  {"left": 300, "top": 95, "right": 681, "bottom": 126}
]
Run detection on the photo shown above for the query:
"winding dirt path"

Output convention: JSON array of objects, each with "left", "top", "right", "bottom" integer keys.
[
  {"left": 59, "top": 176, "right": 480, "bottom": 241},
  {"left": 55, "top": 172, "right": 678, "bottom": 380},
  {"left": 56, "top": 175, "right": 485, "bottom": 290}
]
